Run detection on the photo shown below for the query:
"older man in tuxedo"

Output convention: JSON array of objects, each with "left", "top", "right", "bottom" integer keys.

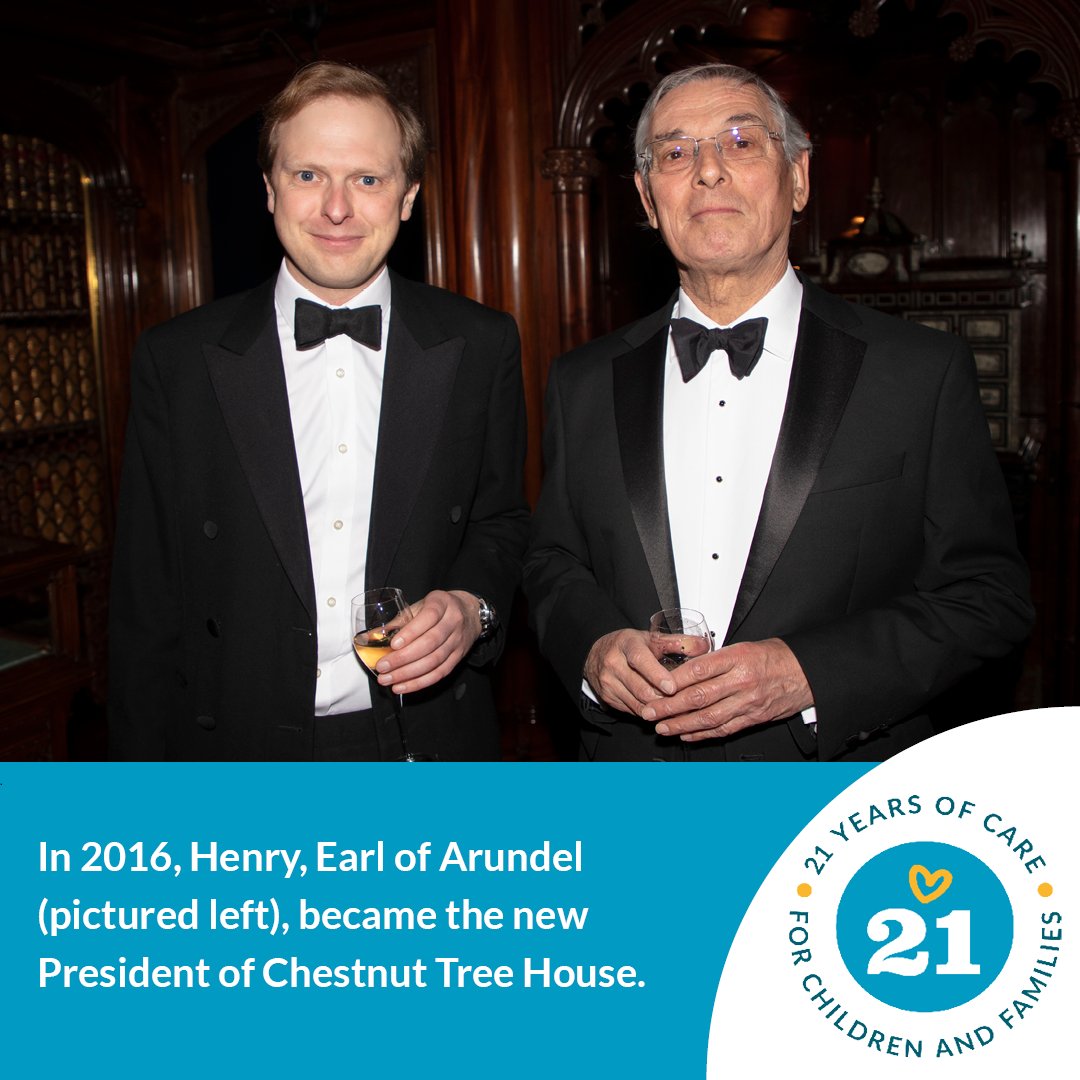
[
  {"left": 524, "top": 63, "right": 1032, "bottom": 762},
  {"left": 109, "top": 62, "right": 528, "bottom": 760}
]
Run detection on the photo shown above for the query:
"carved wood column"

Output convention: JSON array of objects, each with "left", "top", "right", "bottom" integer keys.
[
  {"left": 540, "top": 148, "right": 600, "bottom": 352},
  {"left": 436, "top": 0, "right": 559, "bottom": 504},
  {"left": 96, "top": 183, "right": 143, "bottom": 496},
  {"left": 1051, "top": 99, "right": 1080, "bottom": 701}
]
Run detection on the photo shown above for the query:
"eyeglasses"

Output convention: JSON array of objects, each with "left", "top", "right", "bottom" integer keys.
[{"left": 642, "top": 125, "right": 782, "bottom": 174}]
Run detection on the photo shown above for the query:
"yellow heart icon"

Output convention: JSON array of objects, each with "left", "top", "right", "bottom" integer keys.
[{"left": 909, "top": 864, "right": 953, "bottom": 904}]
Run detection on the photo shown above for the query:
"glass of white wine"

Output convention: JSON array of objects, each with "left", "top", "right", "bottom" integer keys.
[
  {"left": 648, "top": 607, "right": 713, "bottom": 670},
  {"left": 351, "top": 588, "right": 429, "bottom": 761}
]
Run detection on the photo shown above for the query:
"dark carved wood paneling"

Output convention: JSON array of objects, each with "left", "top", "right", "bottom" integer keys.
[{"left": 942, "top": 100, "right": 1001, "bottom": 256}]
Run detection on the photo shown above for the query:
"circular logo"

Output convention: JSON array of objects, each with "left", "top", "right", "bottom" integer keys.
[{"left": 836, "top": 841, "right": 1013, "bottom": 1012}]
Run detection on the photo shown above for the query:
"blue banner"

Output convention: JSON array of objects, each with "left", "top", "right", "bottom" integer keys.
[
  {"left": 2, "top": 762, "right": 860, "bottom": 1076},
  {"left": 2, "top": 710, "right": 1075, "bottom": 1077}
]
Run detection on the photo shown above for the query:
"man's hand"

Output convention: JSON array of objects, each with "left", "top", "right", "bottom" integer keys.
[
  {"left": 584, "top": 629, "right": 676, "bottom": 715},
  {"left": 374, "top": 590, "right": 481, "bottom": 694},
  {"left": 640, "top": 638, "right": 813, "bottom": 741}
]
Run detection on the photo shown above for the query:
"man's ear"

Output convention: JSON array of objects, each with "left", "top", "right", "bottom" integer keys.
[
  {"left": 634, "top": 170, "right": 658, "bottom": 229},
  {"left": 264, "top": 174, "right": 276, "bottom": 214},
  {"left": 790, "top": 150, "right": 810, "bottom": 214},
  {"left": 400, "top": 181, "right": 420, "bottom": 222}
]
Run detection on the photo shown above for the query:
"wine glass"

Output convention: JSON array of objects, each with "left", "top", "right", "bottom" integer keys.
[
  {"left": 648, "top": 607, "right": 714, "bottom": 670},
  {"left": 351, "top": 588, "right": 429, "bottom": 762}
]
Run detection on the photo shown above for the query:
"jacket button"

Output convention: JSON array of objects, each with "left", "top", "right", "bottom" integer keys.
[
  {"left": 454, "top": 681, "right": 467, "bottom": 700},
  {"left": 203, "top": 521, "right": 218, "bottom": 538},
  {"left": 195, "top": 714, "right": 217, "bottom": 731},
  {"left": 206, "top": 618, "right": 221, "bottom": 638},
  {"left": 449, "top": 505, "right": 462, "bottom": 524}
]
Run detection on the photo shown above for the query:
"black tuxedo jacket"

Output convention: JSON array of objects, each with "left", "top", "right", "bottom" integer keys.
[
  {"left": 523, "top": 279, "right": 1033, "bottom": 761},
  {"left": 109, "top": 271, "right": 528, "bottom": 760}
]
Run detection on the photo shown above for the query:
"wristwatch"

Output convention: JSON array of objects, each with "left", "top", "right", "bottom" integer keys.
[{"left": 475, "top": 595, "right": 498, "bottom": 641}]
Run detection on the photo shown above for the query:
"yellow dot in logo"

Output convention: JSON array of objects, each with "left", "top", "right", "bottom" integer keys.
[
  {"left": 797, "top": 883, "right": 812, "bottom": 898},
  {"left": 1038, "top": 882, "right": 1053, "bottom": 898}
]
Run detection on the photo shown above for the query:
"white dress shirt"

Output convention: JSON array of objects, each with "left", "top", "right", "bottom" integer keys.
[
  {"left": 664, "top": 263, "right": 816, "bottom": 724},
  {"left": 274, "top": 261, "right": 391, "bottom": 714}
]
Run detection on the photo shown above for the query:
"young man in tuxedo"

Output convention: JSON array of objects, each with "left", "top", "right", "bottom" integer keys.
[
  {"left": 524, "top": 63, "right": 1032, "bottom": 762},
  {"left": 109, "top": 62, "right": 528, "bottom": 760}
]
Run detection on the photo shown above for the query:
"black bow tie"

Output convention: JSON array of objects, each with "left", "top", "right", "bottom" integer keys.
[
  {"left": 294, "top": 298, "right": 382, "bottom": 350},
  {"left": 669, "top": 316, "right": 769, "bottom": 382}
]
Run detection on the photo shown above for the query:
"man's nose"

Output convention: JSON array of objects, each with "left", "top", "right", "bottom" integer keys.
[
  {"left": 322, "top": 181, "right": 353, "bottom": 223},
  {"left": 694, "top": 139, "right": 729, "bottom": 186}
]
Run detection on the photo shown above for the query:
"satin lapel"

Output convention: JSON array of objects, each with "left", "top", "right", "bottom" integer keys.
[
  {"left": 725, "top": 305, "right": 865, "bottom": 639},
  {"left": 365, "top": 292, "right": 462, "bottom": 589},
  {"left": 203, "top": 284, "right": 316, "bottom": 621},
  {"left": 613, "top": 321, "right": 680, "bottom": 615}
]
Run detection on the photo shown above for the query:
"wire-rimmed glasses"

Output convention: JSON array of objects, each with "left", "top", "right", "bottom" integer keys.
[{"left": 641, "top": 125, "right": 782, "bottom": 174}]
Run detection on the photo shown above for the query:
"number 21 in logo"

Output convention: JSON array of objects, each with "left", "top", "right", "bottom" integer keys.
[{"left": 837, "top": 842, "right": 1013, "bottom": 1012}]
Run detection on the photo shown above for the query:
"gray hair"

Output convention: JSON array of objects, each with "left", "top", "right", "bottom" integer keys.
[{"left": 634, "top": 63, "right": 812, "bottom": 173}]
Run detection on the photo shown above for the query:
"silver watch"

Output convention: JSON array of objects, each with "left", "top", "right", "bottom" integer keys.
[{"left": 475, "top": 595, "right": 498, "bottom": 641}]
